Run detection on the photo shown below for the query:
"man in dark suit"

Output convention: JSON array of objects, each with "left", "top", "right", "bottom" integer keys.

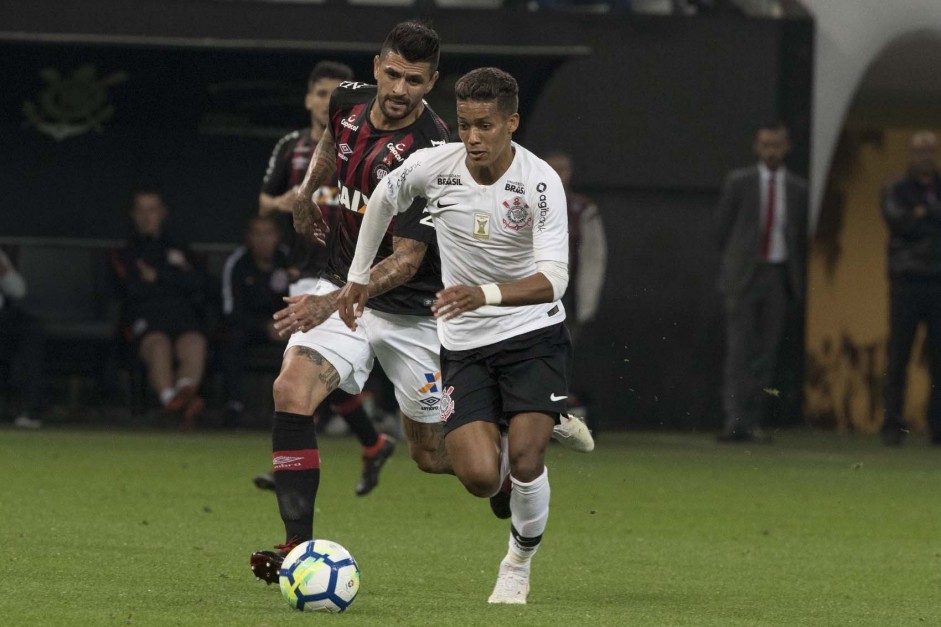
[
  {"left": 881, "top": 130, "right": 941, "bottom": 447},
  {"left": 715, "top": 122, "right": 808, "bottom": 442}
]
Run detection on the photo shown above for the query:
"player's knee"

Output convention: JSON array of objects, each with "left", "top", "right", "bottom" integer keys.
[
  {"left": 408, "top": 447, "right": 444, "bottom": 474},
  {"left": 140, "top": 332, "right": 171, "bottom": 356},
  {"left": 509, "top": 452, "right": 545, "bottom": 484},
  {"left": 456, "top": 468, "right": 500, "bottom": 498},
  {"left": 179, "top": 331, "right": 207, "bottom": 352},
  {"left": 272, "top": 372, "right": 314, "bottom": 414}
]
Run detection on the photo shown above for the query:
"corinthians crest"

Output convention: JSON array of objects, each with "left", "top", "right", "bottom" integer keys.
[
  {"left": 23, "top": 65, "right": 128, "bottom": 141},
  {"left": 501, "top": 196, "right": 532, "bottom": 231}
]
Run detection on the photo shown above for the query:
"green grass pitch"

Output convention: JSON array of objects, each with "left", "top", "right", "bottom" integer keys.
[{"left": 2, "top": 427, "right": 940, "bottom": 626}]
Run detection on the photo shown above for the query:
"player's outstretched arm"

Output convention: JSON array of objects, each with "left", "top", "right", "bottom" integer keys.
[
  {"left": 432, "top": 270, "right": 561, "bottom": 321},
  {"left": 292, "top": 127, "right": 338, "bottom": 244},
  {"left": 339, "top": 152, "right": 423, "bottom": 329},
  {"left": 337, "top": 236, "right": 427, "bottom": 330},
  {"left": 259, "top": 189, "right": 297, "bottom": 216},
  {"left": 368, "top": 237, "right": 427, "bottom": 297}
]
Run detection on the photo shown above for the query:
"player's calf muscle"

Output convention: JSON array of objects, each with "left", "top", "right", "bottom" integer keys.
[{"left": 403, "top": 420, "right": 452, "bottom": 474}]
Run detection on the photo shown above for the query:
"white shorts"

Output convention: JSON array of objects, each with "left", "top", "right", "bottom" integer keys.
[{"left": 285, "top": 278, "right": 442, "bottom": 423}]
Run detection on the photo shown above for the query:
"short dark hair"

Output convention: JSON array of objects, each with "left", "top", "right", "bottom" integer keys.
[
  {"left": 380, "top": 21, "right": 440, "bottom": 74},
  {"left": 308, "top": 61, "right": 354, "bottom": 90},
  {"left": 454, "top": 67, "right": 519, "bottom": 116}
]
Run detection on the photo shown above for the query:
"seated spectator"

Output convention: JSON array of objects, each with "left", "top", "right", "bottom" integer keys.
[
  {"left": 0, "top": 247, "right": 45, "bottom": 429},
  {"left": 220, "top": 215, "right": 290, "bottom": 427},
  {"left": 111, "top": 190, "right": 208, "bottom": 428}
]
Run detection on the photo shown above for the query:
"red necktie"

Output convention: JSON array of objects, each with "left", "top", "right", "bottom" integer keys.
[{"left": 762, "top": 173, "right": 776, "bottom": 260}]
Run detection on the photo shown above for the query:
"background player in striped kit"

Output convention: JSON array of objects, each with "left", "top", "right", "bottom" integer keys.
[
  {"left": 250, "top": 21, "right": 451, "bottom": 584},
  {"left": 253, "top": 60, "right": 394, "bottom": 497}
]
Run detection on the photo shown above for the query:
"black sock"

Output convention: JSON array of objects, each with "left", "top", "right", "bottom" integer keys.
[
  {"left": 272, "top": 411, "right": 320, "bottom": 544},
  {"left": 332, "top": 391, "right": 379, "bottom": 448}
]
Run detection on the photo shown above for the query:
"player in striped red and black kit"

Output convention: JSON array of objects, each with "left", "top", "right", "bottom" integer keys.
[
  {"left": 250, "top": 21, "right": 452, "bottom": 584},
  {"left": 319, "top": 80, "right": 450, "bottom": 313},
  {"left": 252, "top": 61, "right": 396, "bottom": 498}
]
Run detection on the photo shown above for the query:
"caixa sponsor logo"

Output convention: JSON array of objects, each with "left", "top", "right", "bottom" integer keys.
[{"left": 338, "top": 182, "right": 370, "bottom": 213}]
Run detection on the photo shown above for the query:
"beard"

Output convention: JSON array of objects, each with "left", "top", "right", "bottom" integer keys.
[{"left": 379, "top": 95, "right": 415, "bottom": 121}]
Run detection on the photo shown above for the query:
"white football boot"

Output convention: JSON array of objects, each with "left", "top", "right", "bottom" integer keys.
[
  {"left": 551, "top": 414, "right": 594, "bottom": 452},
  {"left": 488, "top": 558, "right": 530, "bottom": 604}
]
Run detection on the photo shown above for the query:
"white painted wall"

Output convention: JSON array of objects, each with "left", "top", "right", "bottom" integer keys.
[{"left": 800, "top": 0, "right": 941, "bottom": 228}]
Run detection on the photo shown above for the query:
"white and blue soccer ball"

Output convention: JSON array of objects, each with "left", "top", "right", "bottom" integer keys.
[{"left": 278, "top": 539, "right": 361, "bottom": 613}]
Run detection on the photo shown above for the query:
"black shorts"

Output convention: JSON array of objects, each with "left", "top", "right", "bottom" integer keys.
[{"left": 440, "top": 323, "right": 572, "bottom": 437}]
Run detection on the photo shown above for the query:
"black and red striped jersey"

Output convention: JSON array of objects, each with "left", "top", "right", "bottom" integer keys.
[
  {"left": 260, "top": 128, "right": 340, "bottom": 279},
  {"left": 324, "top": 81, "right": 451, "bottom": 315}
]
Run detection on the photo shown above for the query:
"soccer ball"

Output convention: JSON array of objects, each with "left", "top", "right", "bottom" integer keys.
[{"left": 278, "top": 539, "right": 360, "bottom": 613}]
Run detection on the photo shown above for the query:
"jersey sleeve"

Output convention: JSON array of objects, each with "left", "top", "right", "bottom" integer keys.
[
  {"left": 329, "top": 82, "right": 374, "bottom": 132},
  {"left": 260, "top": 133, "right": 293, "bottom": 195},
  {"left": 392, "top": 197, "right": 434, "bottom": 244},
  {"left": 530, "top": 168, "right": 570, "bottom": 264},
  {"left": 347, "top": 153, "right": 430, "bottom": 284},
  {"left": 328, "top": 87, "right": 344, "bottom": 134}
]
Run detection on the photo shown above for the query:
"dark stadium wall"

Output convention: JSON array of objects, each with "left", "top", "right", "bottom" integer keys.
[
  {"left": 523, "top": 17, "right": 812, "bottom": 431},
  {"left": 0, "top": 3, "right": 813, "bottom": 430}
]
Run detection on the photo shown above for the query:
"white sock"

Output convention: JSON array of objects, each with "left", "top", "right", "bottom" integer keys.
[
  {"left": 159, "top": 387, "right": 175, "bottom": 406},
  {"left": 507, "top": 467, "right": 550, "bottom": 565}
]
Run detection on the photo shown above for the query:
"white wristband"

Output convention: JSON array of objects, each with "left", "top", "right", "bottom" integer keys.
[{"left": 479, "top": 283, "right": 502, "bottom": 306}]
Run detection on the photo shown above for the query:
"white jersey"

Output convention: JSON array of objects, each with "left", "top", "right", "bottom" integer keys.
[{"left": 348, "top": 141, "right": 569, "bottom": 351}]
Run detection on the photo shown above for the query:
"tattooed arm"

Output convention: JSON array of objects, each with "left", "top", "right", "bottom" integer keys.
[
  {"left": 273, "top": 236, "right": 427, "bottom": 336},
  {"left": 366, "top": 237, "right": 428, "bottom": 298},
  {"left": 292, "top": 126, "right": 338, "bottom": 243}
]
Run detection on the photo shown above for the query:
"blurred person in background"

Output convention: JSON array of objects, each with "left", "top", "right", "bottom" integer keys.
[
  {"left": 545, "top": 151, "right": 606, "bottom": 426},
  {"left": 715, "top": 122, "right": 808, "bottom": 443},
  {"left": 0, "top": 247, "right": 45, "bottom": 429},
  {"left": 881, "top": 130, "right": 941, "bottom": 447},
  {"left": 253, "top": 60, "right": 395, "bottom": 496},
  {"left": 111, "top": 190, "right": 209, "bottom": 429},
  {"left": 220, "top": 215, "right": 290, "bottom": 428}
]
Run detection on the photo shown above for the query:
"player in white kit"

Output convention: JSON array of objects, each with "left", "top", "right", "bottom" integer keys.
[{"left": 339, "top": 67, "right": 572, "bottom": 605}]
